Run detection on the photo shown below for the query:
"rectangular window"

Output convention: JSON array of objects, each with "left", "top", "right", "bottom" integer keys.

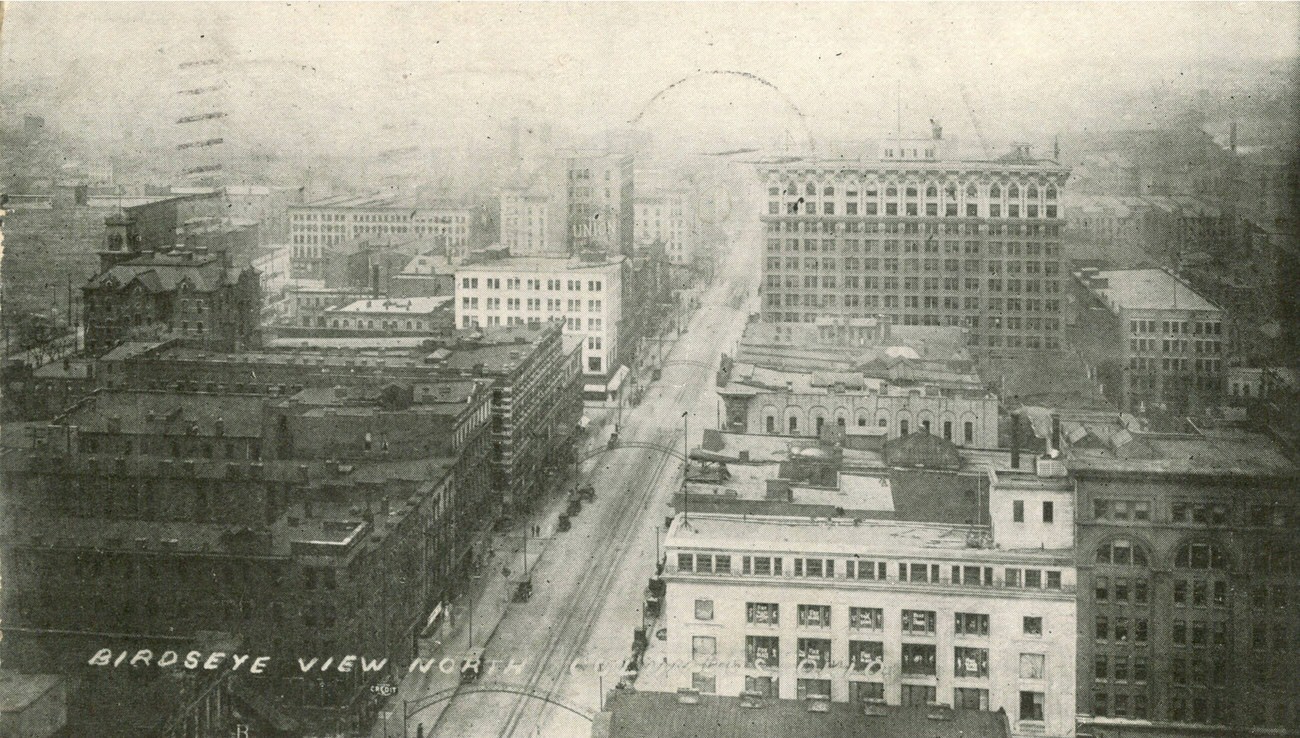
[
  {"left": 1043, "top": 501, "right": 1054, "bottom": 523},
  {"left": 796, "top": 678, "right": 831, "bottom": 701},
  {"left": 955, "top": 612, "right": 990, "bottom": 636},
  {"left": 901, "top": 643, "right": 937, "bottom": 676},
  {"left": 955, "top": 687, "right": 989, "bottom": 710},
  {"left": 691, "top": 635, "right": 716, "bottom": 661},
  {"left": 954, "top": 647, "right": 990, "bottom": 677},
  {"left": 797, "top": 604, "right": 831, "bottom": 627},
  {"left": 1020, "top": 653, "right": 1045, "bottom": 680},
  {"left": 1013, "top": 500, "right": 1025, "bottom": 522},
  {"left": 849, "top": 607, "right": 884, "bottom": 631},
  {"left": 691, "top": 671, "right": 716, "bottom": 694},
  {"left": 1020, "top": 691, "right": 1045, "bottom": 722},
  {"left": 745, "top": 635, "right": 780, "bottom": 668},
  {"left": 1023, "top": 616, "right": 1043, "bottom": 636},
  {"left": 902, "top": 609, "right": 936, "bottom": 635},
  {"left": 901, "top": 684, "right": 937, "bottom": 707},
  {"left": 694, "top": 599, "right": 713, "bottom": 621},
  {"left": 745, "top": 675, "right": 777, "bottom": 698},
  {"left": 849, "top": 640, "right": 884, "bottom": 673},
  {"left": 797, "top": 638, "right": 832, "bottom": 670},
  {"left": 746, "top": 602, "right": 779, "bottom": 626},
  {"left": 852, "top": 681, "right": 885, "bottom": 703}
]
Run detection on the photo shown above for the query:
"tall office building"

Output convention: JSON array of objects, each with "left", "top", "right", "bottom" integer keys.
[
  {"left": 566, "top": 151, "right": 634, "bottom": 256},
  {"left": 758, "top": 135, "right": 1070, "bottom": 354}
]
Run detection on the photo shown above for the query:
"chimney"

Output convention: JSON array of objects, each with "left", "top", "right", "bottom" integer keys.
[
  {"left": 1051, "top": 414, "right": 1062, "bottom": 453},
  {"left": 372, "top": 263, "right": 381, "bottom": 298},
  {"left": 1010, "top": 414, "right": 1020, "bottom": 469}
]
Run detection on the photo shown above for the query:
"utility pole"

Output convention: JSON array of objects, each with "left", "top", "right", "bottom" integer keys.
[{"left": 681, "top": 411, "right": 690, "bottom": 525}]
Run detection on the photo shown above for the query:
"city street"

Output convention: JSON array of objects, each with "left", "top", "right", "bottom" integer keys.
[{"left": 376, "top": 202, "right": 759, "bottom": 738}]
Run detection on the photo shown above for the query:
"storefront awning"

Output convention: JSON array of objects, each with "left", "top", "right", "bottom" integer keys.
[{"left": 607, "top": 364, "right": 630, "bottom": 392}]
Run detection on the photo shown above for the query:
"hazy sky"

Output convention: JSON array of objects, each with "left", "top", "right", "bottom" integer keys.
[{"left": 3, "top": 2, "right": 1297, "bottom": 153}]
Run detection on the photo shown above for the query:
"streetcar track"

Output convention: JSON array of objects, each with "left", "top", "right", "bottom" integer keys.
[{"left": 495, "top": 305, "right": 742, "bottom": 737}]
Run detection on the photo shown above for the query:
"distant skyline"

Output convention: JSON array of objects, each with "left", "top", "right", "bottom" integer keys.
[{"left": 3, "top": 2, "right": 1297, "bottom": 158}]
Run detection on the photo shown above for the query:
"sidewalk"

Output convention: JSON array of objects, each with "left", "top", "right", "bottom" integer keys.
[{"left": 373, "top": 422, "right": 613, "bottom": 737}]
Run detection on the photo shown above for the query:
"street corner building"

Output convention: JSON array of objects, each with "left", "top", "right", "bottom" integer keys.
[{"left": 654, "top": 454, "right": 1080, "bottom": 738}]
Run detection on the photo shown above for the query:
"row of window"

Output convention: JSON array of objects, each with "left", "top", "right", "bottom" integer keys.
[
  {"left": 732, "top": 602, "right": 1045, "bottom": 639},
  {"left": 765, "top": 415, "right": 976, "bottom": 444},
  {"left": 290, "top": 212, "right": 465, "bottom": 223},
  {"left": 770, "top": 182, "right": 1059, "bottom": 200},
  {"left": 679, "top": 553, "right": 1064, "bottom": 591},
  {"left": 458, "top": 277, "right": 603, "bottom": 291},
  {"left": 1128, "top": 319, "right": 1222, "bottom": 336},
  {"left": 764, "top": 218, "right": 1062, "bottom": 238},
  {"left": 1128, "top": 338, "right": 1223, "bottom": 355},
  {"left": 773, "top": 201, "right": 1061, "bottom": 219},
  {"left": 765, "top": 237, "right": 1061, "bottom": 257},
  {"left": 691, "top": 633, "right": 1046, "bottom": 682},
  {"left": 460, "top": 297, "right": 601, "bottom": 312}
]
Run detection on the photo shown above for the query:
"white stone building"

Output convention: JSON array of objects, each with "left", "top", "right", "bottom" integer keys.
[
  {"left": 659, "top": 462, "right": 1077, "bottom": 737},
  {"left": 454, "top": 254, "right": 625, "bottom": 388}
]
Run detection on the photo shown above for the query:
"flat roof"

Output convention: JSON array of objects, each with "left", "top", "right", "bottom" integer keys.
[
  {"left": 294, "top": 193, "right": 470, "bottom": 211},
  {"left": 1084, "top": 269, "right": 1218, "bottom": 312},
  {"left": 60, "top": 390, "right": 266, "bottom": 437},
  {"left": 456, "top": 254, "right": 624, "bottom": 273},
  {"left": 664, "top": 512, "right": 1067, "bottom": 562},
  {"left": 331, "top": 297, "right": 452, "bottom": 315},
  {"left": 1067, "top": 429, "right": 1297, "bottom": 478}
]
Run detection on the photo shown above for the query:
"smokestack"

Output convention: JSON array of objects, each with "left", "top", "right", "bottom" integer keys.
[
  {"left": 371, "top": 263, "right": 381, "bottom": 299},
  {"left": 1051, "top": 414, "right": 1062, "bottom": 454},
  {"left": 1010, "top": 413, "right": 1020, "bottom": 469}
]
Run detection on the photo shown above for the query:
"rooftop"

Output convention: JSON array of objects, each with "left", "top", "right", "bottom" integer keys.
[
  {"left": 4, "top": 457, "right": 455, "bottom": 557},
  {"left": 598, "top": 691, "right": 1009, "bottom": 738},
  {"left": 664, "top": 512, "right": 1065, "bottom": 563},
  {"left": 58, "top": 390, "right": 266, "bottom": 437},
  {"left": 330, "top": 296, "right": 453, "bottom": 315},
  {"left": 1065, "top": 427, "right": 1297, "bottom": 478},
  {"left": 1077, "top": 268, "right": 1218, "bottom": 313},
  {"left": 294, "top": 193, "right": 470, "bottom": 211},
  {"left": 456, "top": 254, "right": 625, "bottom": 273}
]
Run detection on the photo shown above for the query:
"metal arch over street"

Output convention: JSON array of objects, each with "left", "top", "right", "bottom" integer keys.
[
  {"left": 629, "top": 69, "right": 816, "bottom": 151},
  {"left": 659, "top": 358, "right": 715, "bottom": 372},
  {"left": 575, "top": 440, "right": 685, "bottom": 466},
  {"left": 402, "top": 684, "right": 594, "bottom": 735}
]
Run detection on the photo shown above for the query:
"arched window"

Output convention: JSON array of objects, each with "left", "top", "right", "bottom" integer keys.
[
  {"left": 806, "top": 182, "right": 817, "bottom": 196},
  {"left": 1008, "top": 184, "right": 1020, "bottom": 198},
  {"left": 1027, "top": 184, "right": 1039, "bottom": 199},
  {"left": 766, "top": 415, "right": 776, "bottom": 433},
  {"left": 1096, "top": 539, "right": 1149, "bottom": 567},
  {"left": 823, "top": 185, "right": 835, "bottom": 196},
  {"left": 925, "top": 184, "right": 938, "bottom": 198},
  {"left": 990, "top": 184, "right": 1001, "bottom": 198},
  {"left": 789, "top": 416, "right": 798, "bottom": 433},
  {"left": 1175, "top": 542, "right": 1226, "bottom": 570},
  {"left": 1045, "top": 185, "right": 1057, "bottom": 200},
  {"left": 945, "top": 183, "right": 958, "bottom": 199},
  {"left": 966, "top": 184, "right": 978, "bottom": 198}
]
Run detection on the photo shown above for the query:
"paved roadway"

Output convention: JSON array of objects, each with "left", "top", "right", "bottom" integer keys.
[{"left": 384, "top": 211, "right": 759, "bottom": 738}]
